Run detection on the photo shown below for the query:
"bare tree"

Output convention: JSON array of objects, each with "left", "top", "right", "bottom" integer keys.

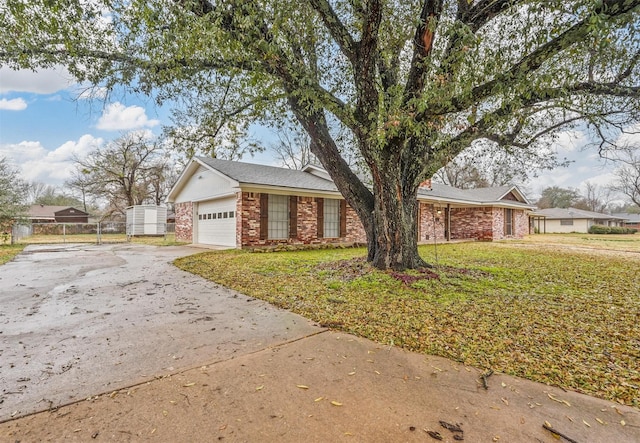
[
  {"left": 575, "top": 181, "right": 613, "bottom": 213},
  {"left": 73, "top": 132, "right": 172, "bottom": 215},
  {"left": 271, "top": 129, "right": 317, "bottom": 170},
  {"left": 609, "top": 147, "right": 640, "bottom": 208}
]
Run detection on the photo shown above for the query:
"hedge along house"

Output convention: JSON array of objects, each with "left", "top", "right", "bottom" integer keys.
[{"left": 167, "top": 157, "right": 534, "bottom": 248}]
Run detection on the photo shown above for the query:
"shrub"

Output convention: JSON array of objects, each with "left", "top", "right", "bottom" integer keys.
[{"left": 588, "top": 225, "right": 638, "bottom": 234}]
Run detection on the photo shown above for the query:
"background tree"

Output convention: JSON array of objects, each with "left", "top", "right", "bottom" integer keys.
[
  {"left": 28, "top": 183, "right": 85, "bottom": 208},
  {"left": 0, "top": 157, "right": 28, "bottom": 229},
  {"left": 73, "top": 132, "right": 173, "bottom": 215},
  {"left": 609, "top": 146, "right": 640, "bottom": 208},
  {"left": 65, "top": 170, "right": 95, "bottom": 213},
  {"left": 536, "top": 186, "right": 582, "bottom": 209},
  {"left": 3, "top": 1, "right": 639, "bottom": 269},
  {"left": 574, "top": 181, "right": 613, "bottom": 213},
  {"left": 433, "top": 140, "right": 567, "bottom": 189},
  {"left": 271, "top": 128, "right": 317, "bottom": 170}
]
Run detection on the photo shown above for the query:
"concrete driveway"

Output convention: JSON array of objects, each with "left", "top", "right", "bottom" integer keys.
[{"left": 0, "top": 243, "right": 319, "bottom": 422}]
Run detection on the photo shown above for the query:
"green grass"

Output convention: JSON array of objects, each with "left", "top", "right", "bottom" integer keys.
[
  {"left": 0, "top": 244, "right": 25, "bottom": 265},
  {"left": 175, "top": 236, "right": 640, "bottom": 408}
]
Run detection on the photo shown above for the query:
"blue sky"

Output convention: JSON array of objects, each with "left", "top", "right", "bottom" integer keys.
[{"left": 0, "top": 65, "right": 630, "bottom": 202}]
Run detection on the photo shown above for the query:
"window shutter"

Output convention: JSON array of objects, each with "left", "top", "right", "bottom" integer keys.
[
  {"left": 316, "top": 198, "right": 324, "bottom": 238},
  {"left": 289, "top": 196, "right": 298, "bottom": 238},
  {"left": 260, "top": 193, "right": 269, "bottom": 240},
  {"left": 339, "top": 200, "right": 347, "bottom": 237}
]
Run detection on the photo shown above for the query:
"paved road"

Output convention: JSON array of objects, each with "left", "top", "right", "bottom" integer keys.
[{"left": 0, "top": 243, "right": 319, "bottom": 422}]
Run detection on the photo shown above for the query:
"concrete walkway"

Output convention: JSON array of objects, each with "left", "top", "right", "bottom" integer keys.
[{"left": 1, "top": 244, "right": 638, "bottom": 442}]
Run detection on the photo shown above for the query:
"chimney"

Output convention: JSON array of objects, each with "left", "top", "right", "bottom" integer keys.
[{"left": 420, "top": 178, "right": 432, "bottom": 190}]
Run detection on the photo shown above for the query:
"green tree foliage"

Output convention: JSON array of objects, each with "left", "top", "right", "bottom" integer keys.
[
  {"left": 28, "top": 182, "right": 85, "bottom": 208},
  {"left": 0, "top": 157, "right": 28, "bottom": 228},
  {"left": 2, "top": 0, "right": 639, "bottom": 269},
  {"left": 536, "top": 186, "right": 582, "bottom": 209}
]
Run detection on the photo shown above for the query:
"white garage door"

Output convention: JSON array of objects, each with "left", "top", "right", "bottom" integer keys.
[{"left": 197, "top": 197, "right": 237, "bottom": 247}]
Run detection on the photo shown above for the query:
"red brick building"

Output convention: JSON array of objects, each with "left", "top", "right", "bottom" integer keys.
[
  {"left": 27, "top": 205, "right": 90, "bottom": 223},
  {"left": 168, "top": 157, "right": 533, "bottom": 248}
]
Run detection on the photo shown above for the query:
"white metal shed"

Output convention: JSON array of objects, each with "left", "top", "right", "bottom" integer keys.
[{"left": 126, "top": 205, "right": 168, "bottom": 236}]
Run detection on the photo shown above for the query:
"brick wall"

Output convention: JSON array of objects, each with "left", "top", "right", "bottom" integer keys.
[
  {"left": 418, "top": 202, "right": 446, "bottom": 241},
  {"left": 240, "top": 192, "right": 365, "bottom": 247},
  {"left": 515, "top": 209, "right": 529, "bottom": 238},
  {"left": 449, "top": 207, "right": 495, "bottom": 240},
  {"left": 174, "top": 201, "right": 193, "bottom": 243}
]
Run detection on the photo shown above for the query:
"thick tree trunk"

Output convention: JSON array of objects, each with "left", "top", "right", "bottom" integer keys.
[{"left": 369, "top": 172, "right": 427, "bottom": 270}]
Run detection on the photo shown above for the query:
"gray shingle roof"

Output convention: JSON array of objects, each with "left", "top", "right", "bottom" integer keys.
[
  {"left": 533, "top": 207, "right": 626, "bottom": 220},
  {"left": 612, "top": 212, "right": 640, "bottom": 222},
  {"left": 197, "top": 157, "right": 533, "bottom": 207},
  {"left": 197, "top": 157, "right": 339, "bottom": 192},
  {"left": 418, "top": 183, "right": 531, "bottom": 207}
]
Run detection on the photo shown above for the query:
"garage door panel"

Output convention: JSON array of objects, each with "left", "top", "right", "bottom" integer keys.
[{"left": 197, "top": 198, "right": 237, "bottom": 247}]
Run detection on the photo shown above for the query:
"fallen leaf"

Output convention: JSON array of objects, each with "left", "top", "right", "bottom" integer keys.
[
  {"left": 314, "top": 397, "right": 324, "bottom": 402},
  {"left": 183, "top": 382, "right": 196, "bottom": 387},
  {"left": 219, "top": 424, "right": 227, "bottom": 431},
  {"left": 424, "top": 430, "right": 443, "bottom": 440},
  {"left": 596, "top": 418, "right": 605, "bottom": 425},
  {"left": 348, "top": 371, "right": 356, "bottom": 376},
  {"left": 547, "top": 393, "right": 571, "bottom": 406},
  {"left": 162, "top": 410, "right": 168, "bottom": 416},
  {"left": 501, "top": 382, "right": 507, "bottom": 388},
  {"left": 256, "top": 385, "right": 264, "bottom": 391},
  {"left": 583, "top": 420, "right": 591, "bottom": 427},
  {"left": 621, "top": 420, "right": 626, "bottom": 426},
  {"left": 297, "top": 385, "right": 309, "bottom": 389},
  {"left": 331, "top": 401, "right": 343, "bottom": 406},
  {"left": 544, "top": 421, "right": 552, "bottom": 428},
  {"left": 501, "top": 397, "right": 509, "bottom": 406}
]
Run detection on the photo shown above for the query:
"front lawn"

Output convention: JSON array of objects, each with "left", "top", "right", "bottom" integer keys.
[{"left": 174, "top": 237, "right": 640, "bottom": 407}]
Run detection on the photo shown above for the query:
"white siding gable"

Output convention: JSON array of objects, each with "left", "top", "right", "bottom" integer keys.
[{"left": 173, "top": 165, "right": 236, "bottom": 203}]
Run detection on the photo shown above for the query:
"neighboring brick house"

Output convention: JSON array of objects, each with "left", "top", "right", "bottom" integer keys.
[
  {"left": 612, "top": 212, "right": 640, "bottom": 230},
  {"left": 167, "top": 157, "right": 534, "bottom": 248},
  {"left": 27, "top": 205, "right": 90, "bottom": 223}
]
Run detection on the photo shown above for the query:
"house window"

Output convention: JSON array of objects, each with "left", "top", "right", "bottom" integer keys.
[
  {"left": 229, "top": 211, "right": 234, "bottom": 218},
  {"left": 268, "top": 194, "right": 289, "bottom": 239},
  {"left": 560, "top": 219, "right": 573, "bottom": 226},
  {"left": 505, "top": 208, "right": 514, "bottom": 236},
  {"left": 324, "top": 199, "right": 340, "bottom": 238}
]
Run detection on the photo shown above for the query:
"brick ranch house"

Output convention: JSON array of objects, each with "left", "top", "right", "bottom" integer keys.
[{"left": 167, "top": 157, "right": 534, "bottom": 248}]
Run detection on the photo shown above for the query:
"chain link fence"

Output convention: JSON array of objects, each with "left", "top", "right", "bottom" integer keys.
[{"left": 10, "top": 222, "right": 175, "bottom": 245}]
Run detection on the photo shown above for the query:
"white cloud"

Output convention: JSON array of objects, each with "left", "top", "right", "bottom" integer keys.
[
  {"left": 0, "top": 97, "right": 27, "bottom": 111},
  {"left": 0, "top": 135, "right": 103, "bottom": 185},
  {"left": 552, "top": 130, "right": 589, "bottom": 153},
  {"left": 0, "top": 66, "right": 74, "bottom": 94},
  {"left": 96, "top": 102, "right": 160, "bottom": 131}
]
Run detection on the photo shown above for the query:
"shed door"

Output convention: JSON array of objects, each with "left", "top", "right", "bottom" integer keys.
[{"left": 197, "top": 197, "right": 237, "bottom": 247}]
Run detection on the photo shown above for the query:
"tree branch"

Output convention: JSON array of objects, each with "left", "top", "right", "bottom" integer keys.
[{"left": 307, "top": 0, "right": 356, "bottom": 63}]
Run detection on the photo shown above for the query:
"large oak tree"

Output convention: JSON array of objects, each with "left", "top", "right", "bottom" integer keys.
[{"left": 2, "top": 0, "right": 639, "bottom": 269}]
